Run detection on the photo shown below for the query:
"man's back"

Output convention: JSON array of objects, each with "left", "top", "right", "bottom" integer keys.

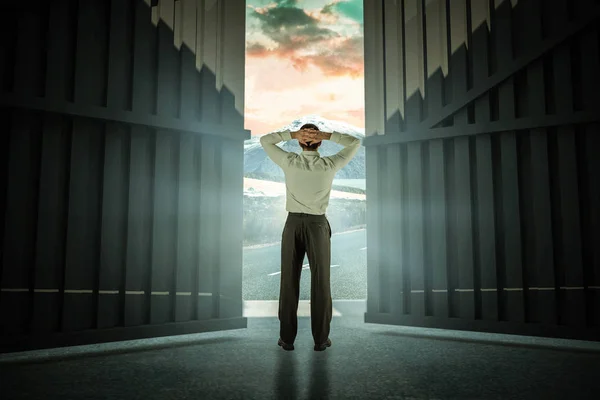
[{"left": 260, "top": 130, "right": 361, "bottom": 215}]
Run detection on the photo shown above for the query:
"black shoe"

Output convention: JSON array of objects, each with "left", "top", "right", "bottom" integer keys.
[
  {"left": 314, "top": 338, "right": 332, "bottom": 351},
  {"left": 278, "top": 338, "right": 294, "bottom": 351}
]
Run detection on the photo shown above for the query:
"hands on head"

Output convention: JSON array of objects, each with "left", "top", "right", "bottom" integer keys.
[{"left": 294, "top": 128, "right": 327, "bottom": 146}]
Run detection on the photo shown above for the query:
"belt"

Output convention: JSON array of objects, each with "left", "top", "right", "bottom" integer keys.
[{"left": 288, "top": 212, "right": 325, "bottom": 217}]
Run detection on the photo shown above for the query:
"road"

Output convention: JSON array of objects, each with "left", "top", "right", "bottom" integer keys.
[{"left": 242, "top": 228, "right": 367, "bottom": 300}]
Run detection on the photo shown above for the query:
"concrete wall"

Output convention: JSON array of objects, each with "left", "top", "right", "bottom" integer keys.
[
  {"left": 0, "top": 0, "right": 248, "bottom": 352},
  {"left": 363, "top": 0, "right": 600, "bottom": 341}
]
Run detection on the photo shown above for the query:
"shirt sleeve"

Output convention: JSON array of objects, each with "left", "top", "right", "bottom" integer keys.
[
  {"left": 259, "top": 130, "right": 294, "bottom": 168},
  {"left": 326, "top": 131, "right": 362, "bottom": 171}
]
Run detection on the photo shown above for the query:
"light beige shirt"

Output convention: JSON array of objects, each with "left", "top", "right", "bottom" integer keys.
[{"left": 260, "top": 130, "right": 362, "bottom": 215}]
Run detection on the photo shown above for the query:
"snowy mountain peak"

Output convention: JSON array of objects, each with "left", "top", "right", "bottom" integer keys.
[{"left": 273, "top": 115, "right": 365, "bottom": 138}]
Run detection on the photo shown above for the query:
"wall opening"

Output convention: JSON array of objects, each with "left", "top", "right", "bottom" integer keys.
[{"left": 241, "top": 0, "right": 367, "bottom": 317}]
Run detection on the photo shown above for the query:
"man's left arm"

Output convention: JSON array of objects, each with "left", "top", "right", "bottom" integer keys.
[{"left": 259, "top": 130, "right": 296, "bottom": 168}]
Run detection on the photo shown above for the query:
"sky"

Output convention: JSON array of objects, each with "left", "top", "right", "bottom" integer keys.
[{"left": 244, "top": 0, "right": 364, "bottom": 135}]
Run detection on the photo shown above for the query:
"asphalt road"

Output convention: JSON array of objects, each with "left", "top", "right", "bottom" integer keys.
[{"left": 242, "top": 228, "right": 367, "bottom": 300}]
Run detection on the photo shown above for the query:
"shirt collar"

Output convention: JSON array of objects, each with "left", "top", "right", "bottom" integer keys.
[{"left": 301, "top": 151, "right": 320, "bottom": 156}]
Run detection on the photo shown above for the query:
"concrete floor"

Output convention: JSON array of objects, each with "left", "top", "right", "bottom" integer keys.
[{"left": 1, "top": 305, "right": 600, "bottom": 400}]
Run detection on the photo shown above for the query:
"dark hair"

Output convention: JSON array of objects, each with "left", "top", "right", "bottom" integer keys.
[
  {"left": 299, "top": 124, "right": 321, "bottom": 150},
  {"left": 300, "top": 123, "right": 319, "bottom": 131}
]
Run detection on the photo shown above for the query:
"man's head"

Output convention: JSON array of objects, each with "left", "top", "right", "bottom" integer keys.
[{"left": 299, "top": 123, "right": 322, "bottom": 151}]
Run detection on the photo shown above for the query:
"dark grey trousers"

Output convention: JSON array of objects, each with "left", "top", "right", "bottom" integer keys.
[{"left": 279, "top": 212, "right": 332, "bottom": 345}]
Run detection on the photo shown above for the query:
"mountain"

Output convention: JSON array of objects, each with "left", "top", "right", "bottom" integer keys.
[{"left": 244, "top": 115, "right": 366, "bottom": 179}]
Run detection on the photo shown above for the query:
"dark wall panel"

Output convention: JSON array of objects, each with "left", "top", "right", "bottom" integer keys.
[
  {"left": 132, "top": 0, "right": 158, "bottom": 115},
  {"left": 45, "top": 0, "right": 76, "bottom": 103},
  {"left": 449, "top": 21, "right": 469, "bottom": 126},
  {"left": 0, "top": 13, "right": 18, "bottom": 92},
  {"left": 519, "top": 129, "right": 555, "bottom": 324},
  {"left": 13, "top": 10, "right": 47, "bottom": 98},
  {"left": 498, "top": 132, "right": 524, "bottom": 322},
  {"left": 407, "top": 142, "right": 425, "bottom": 316},
  {"left": 377, "top": 148, "right": 390, "bottom": 313},
  {"left": 552, "top": 127, "right": 585, "bottom": 328},
  {"left": 180, "top": 40, "right": 201, "bottom": 122},
  {"left": 581, "top": 124, "right": 600, "bottom": 328},
  {"left": 454, "top": 137, "right": 475, "bottom": 319},
  {"left": 469, "top": 1, "right": 491, "bottom": 124},
  {"left": 444, "top": 139, "right": 457, "bottom": 317},
  {"left": 98, "top": 123, "right": 130, "bottom": 329},
  {"left": 494, "top": 0, "right": 516, "bottom": 122},
  {"left": 218, "top": 138, "right": 244, "bottom": 319},
  {"left": 579, "top": 23, "right": 600, "bottom": 114},
  {"left": 0, "top": 112, "right": 42, "bottom": 335},
  {"left": 31, "top": 114, "right": 70, "bottom": 332},
  {"left": 197, "top": 135, "right": 218, "bottom": 320},
  {"left": 366, "top": 146, "right": 381, "bottom": 315},
  {"left": 62, "top": 119, "right": 104, "bottom": 332},
  {"left": 125, "top": 127, "right": 154, "bottom": 327},
  {"left": 174, "top": 132, "right": 197, "bottom": 322},
  {"left": 73, "top": 0, "right": 109, "bottom": 106},
  {"left": 157, "top": 0, "right": 180, "bottom": 118},
  {"left": 474, "top": 134, "right": 497, "bottom": 321},
  {"left": 107, "top": 0, "right": 135, "bottom": 111},
  {"left": 0, "top": 110, "right": 10, "bottom": 324},
  {"left": 427, "top": 139, "right": 448, "bottom": 318},
  {"left": 150, "top": 130, "right": 178, "bottom": 324},
  {"left": 385, "top": 144, "right": 404, "bottom": 316}
]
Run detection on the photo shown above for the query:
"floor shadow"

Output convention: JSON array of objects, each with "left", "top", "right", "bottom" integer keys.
[
  {"left": 308, "top": 350, "right": 330, "bottom": 400},
  {"left": 0, "top": 336, "right": 242, "bottom": 365},
  {"left": 273, "top": 348, "right": 299, "bottom": 400},
  {"left": 373, "top": 330, "right": 600, "bottom": 355}
]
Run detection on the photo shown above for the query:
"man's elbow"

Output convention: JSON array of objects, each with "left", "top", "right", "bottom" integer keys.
[{"left": 259, "top": 136, "right": 270, "bottom": 149}]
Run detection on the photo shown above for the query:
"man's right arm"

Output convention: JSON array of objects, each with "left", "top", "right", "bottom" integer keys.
[{"left": 326, "top": 132, "right": 362, "bottom": 171}]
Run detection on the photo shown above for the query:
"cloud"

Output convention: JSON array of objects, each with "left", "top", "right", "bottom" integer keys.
[
  {"left": 321, "top": 0, "right": 363, "bottom": 23},
  {"left": 247, "top": 1, "right": 363, "bottom": 78},
  {"left": 249, "top": 2, "right": 339, "bottom": 54},
  {"left": 309, "top": 36, "right": 363, "bottom": 78}
]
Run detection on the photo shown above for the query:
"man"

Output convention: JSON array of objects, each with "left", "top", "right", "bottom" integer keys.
[{"left": 260, "top": 123, "right": 361, "bottom": 351}]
